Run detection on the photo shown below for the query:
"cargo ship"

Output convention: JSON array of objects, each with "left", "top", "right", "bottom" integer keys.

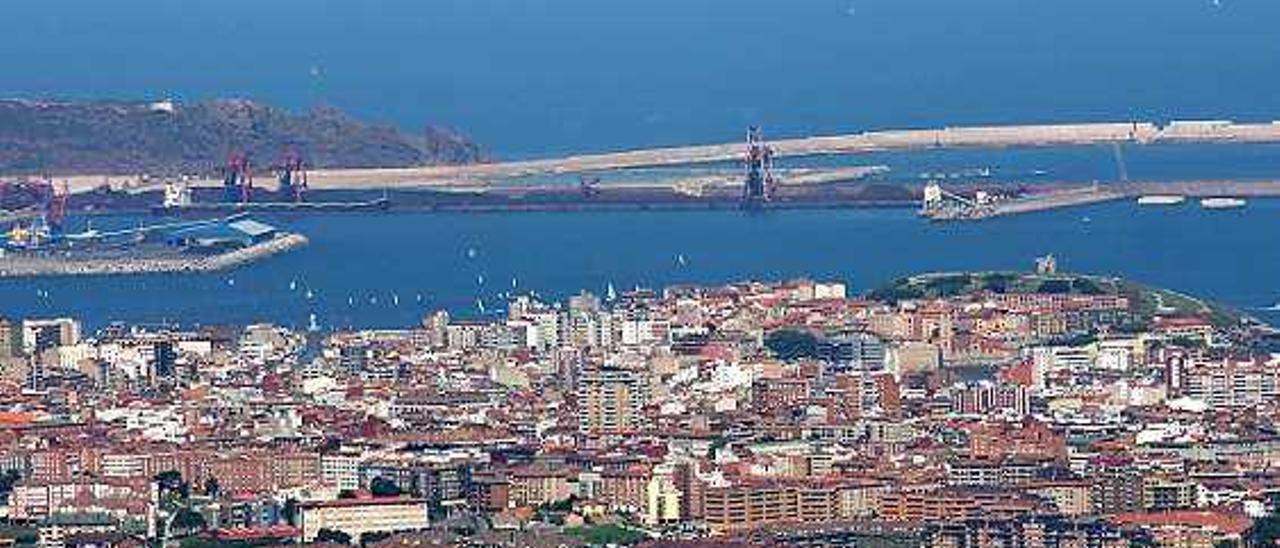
[
  {"left": 1137, "top": 195, "right": 1186, "bottom": 206},
  {"left": 149, "top": 181, "right": 390, "bottom": 216},
  {"left": 151, "top": 197, "right": 390, "bottom": 216},
  {"left": 1200, "top": 197, "right": 1247, "bottom": 209}
]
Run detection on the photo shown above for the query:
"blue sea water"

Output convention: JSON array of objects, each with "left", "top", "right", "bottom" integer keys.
[
  {"left": 3, "top": 201, "right": 1280, "bottom": 329},
  {"left": 3, "top": 0, "right": 1279, "bottom": 156},
  {"left": 2, "top": 0, "right": 1280, "bottom": 329}
]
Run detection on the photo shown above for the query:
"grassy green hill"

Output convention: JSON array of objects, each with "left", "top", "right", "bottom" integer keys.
[{"left": 869, "top": 271, "right": 1243, "bottom": 329}]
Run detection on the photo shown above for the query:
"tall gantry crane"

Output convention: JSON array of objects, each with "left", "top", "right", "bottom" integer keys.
[
  {"left": 277, "top": 148, "right": 308, "bottom": 203},
  {"left": 44, "top": 180, "right": 68, "bottom": 233},
  {"left": 743, "top": 126, "right": 777, "bottom": 205},
  {"left": 222, "top": 151, "right": 253, "bottom": 204}
]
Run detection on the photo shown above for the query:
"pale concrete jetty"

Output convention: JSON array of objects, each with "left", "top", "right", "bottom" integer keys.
[
  {"left": 971, "top": 179, "right": 1280, "bottom": 219},
  {"left": 55, "top": 119, "right": 1280, "bottom": 194},
  {"left": 0, "top": 233, "right": 307, "bottom": 278},
  {"left": 283, "top": 120, "right": 1280, "bottom": 189}
]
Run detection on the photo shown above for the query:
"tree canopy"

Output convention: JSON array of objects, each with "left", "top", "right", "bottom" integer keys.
[
  {"left": 370, "top": 477, "right": 403, "bottom": 497},
  {"left": 764, "top": 328, "right": 819, "bottom": 360},
  {"left": 316, "top": 528, "right": 352, "bottom": 545}
]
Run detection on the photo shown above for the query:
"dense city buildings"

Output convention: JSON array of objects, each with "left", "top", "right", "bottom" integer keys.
[{"left": 1, "top": 270, "right": 1279, "bottom": 546}]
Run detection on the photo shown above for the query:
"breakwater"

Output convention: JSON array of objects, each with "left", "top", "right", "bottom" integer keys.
[
  {"left": 0, "top": 233, "right": 308, "bottom": 278},
  {"left": 296, "top": 120, "right": 1280, "bottom": 188},
  {"left": 50, "top": 119, "right": 1280, "bottom": 194}
]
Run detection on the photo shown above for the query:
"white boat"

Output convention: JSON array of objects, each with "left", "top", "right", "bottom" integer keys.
[
  {"left": 1137, "top": 195, "right": 1186, "bottom": 206},
  {"left": 1201, "top": 197, "right": 1246, "bottom": 209}
]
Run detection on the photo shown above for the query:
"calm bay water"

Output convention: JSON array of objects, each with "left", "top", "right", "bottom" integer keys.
[
  {"left": 3, "top": 0, "right": 1279, "bottom": 157},
  {"left": 2, "top": 201, "right": 1278, "bottom": 330},
  {"left": 2, "top": 0, "right": 1279, "bottom": 329}
]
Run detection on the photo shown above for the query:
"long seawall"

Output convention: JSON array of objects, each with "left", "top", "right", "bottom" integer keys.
[
  {"left": 55, "top": 119, "right": 1280, "bottom": 193},
  {"left": 295, "top": 120, "right": 1280, "bottom": 188},
  {"left": 0, "top": 233, "right": 308, "bottom": 278}
]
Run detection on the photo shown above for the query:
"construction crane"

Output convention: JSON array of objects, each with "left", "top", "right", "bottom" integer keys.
[
  {"left": 222, "top": 151, "right": 253, "bottom": 204},
  {"left": 743, "top": 126, "right": 777, "bottom": 206},
  {"left": 277, "top": 148, "right": 308, "bottom": 203}
]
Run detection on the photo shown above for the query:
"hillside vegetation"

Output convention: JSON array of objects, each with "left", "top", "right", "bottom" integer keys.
[
  {"left": 869, "top": 271, "right": 1243, "bottom": 329},
  {"left": 0, "top": 98, "right": 482, "bottom": 175}
]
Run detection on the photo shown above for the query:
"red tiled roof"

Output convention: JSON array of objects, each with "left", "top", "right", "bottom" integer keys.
[
  {"left": 1109, "top": 511, "right": 1252, "bottom": 536},
  {"left": 299, "top": 497, "right": 428, "bottom": 509},
  {"left": 215, "top": 525, "right": 301, "bottom": 540}
]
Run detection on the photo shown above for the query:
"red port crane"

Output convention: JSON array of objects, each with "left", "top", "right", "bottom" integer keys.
[
  {"left": 222, "top": 151, "right": 253, "bottom": 204},
  {"left": 278, "top": 148, "right": 308, "bottom": 203}
]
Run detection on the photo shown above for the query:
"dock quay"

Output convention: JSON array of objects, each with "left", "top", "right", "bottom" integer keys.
[
  {"left": 923, "top": 179, "right": 1280, "bottom": 221},
  {"left": 988, "top": 186, "right": 1129, "bottom": 217},
  {"left": 0, "top": 232, "right": 307, "bottom": 278}
]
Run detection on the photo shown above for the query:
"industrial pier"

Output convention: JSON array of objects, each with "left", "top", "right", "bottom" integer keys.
[
  {"left": 0, "top": 204, "right": 308, "bottom": 278},
  {"left": 920, "top": 180, "right": 1280, "bottom": 220},
  {"left": 0, "top": 232, "right": 306, "bottom": 278}
]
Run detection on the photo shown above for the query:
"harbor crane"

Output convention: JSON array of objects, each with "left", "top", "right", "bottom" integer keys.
[
  {"left": 277, "top": 148, "right": 308, "bottom": 203},
  {"left": 743, "top": 126, "right": 777, "bottom": 206},
  {"left": 46, "top": 180, "right": 68, "bottom": 232},
  {"left": 222, "top": 151, "right": 253, "bottom": 204}
]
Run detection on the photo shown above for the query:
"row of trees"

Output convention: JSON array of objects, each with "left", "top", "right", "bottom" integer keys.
[{"left": 154, "top": 470, "right": 411, "bottom": 544}]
